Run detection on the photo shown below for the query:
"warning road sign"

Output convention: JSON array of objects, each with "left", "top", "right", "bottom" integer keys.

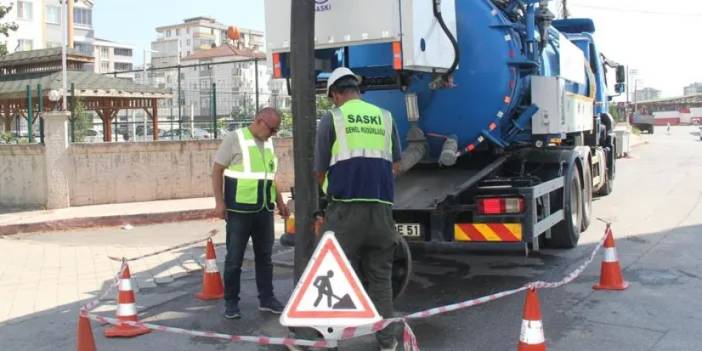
[{"left": 280, "top": 231, "right": 381, "bottom": 336}]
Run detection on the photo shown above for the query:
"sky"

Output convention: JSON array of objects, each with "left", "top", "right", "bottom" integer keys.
[
  {"left": 93, "top": 0, "right": 265, "bottom": 65},
  {"left": 93, "top": 0, "right": 702, "bottom": 98}
]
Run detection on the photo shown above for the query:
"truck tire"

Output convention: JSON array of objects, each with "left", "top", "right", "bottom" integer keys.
[
  {"left": 547, "top": 165, "right": 583, "bottom": 249},
  {"left": 581, "top": 161, "right": 593, "bottom": 231},
  {"left": 392, "top": 236, "right": 412, "bottom": 299}
]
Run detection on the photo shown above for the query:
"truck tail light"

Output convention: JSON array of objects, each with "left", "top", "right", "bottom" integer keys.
[
  {"left": 272, "top": 53, "right": 282, "bottom": 78},
  {"left": 477, "top": 197, "right": 524, "bottom": 215},
  {"left": 392, "top": 41, "right": 402, "bottom": 70}
]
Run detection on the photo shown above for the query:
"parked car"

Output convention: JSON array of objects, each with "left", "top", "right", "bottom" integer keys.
[
  {"left": 162, "top": 128, "right": 212, "bottom": 140},
  {"left": 82, "top": 128, "right": 104, "bottom": 143}
]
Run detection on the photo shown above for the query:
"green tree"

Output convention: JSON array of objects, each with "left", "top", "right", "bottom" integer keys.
[
  {"left": 72, "top": 98, "right": 92, "bottom": 142},
  {"left": 0, "top": 3, "right": 19, "bottom": 56},
  {"left": 609, "top": 103, "right": 623, "bottom": 123},
  {"left": 316, "top": 95, "right": 334, "bottom": 118}
]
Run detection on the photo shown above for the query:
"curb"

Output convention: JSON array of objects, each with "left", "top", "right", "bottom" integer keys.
[{"left": 0, "top": 209, "right": 215, "bottom": 236}]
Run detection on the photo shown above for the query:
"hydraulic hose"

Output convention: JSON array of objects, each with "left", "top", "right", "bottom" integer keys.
[{"left": 433, "top": 0, "right": 460, "bottom": 79}]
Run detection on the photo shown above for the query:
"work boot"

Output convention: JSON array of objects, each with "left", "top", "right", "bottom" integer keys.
[
  {"left": 224, "top": 300, "right": 241, "bottom": 319},
  {"left": 259, "top": 297, "right": 285, "bottom": 314}
]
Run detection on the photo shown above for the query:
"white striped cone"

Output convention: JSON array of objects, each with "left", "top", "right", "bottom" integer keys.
[
  {"left": 196, "top": 239, "right": 224, "bottom": 300},
  {"left": 593, "top": 228, "right": 629, "bottom": 290},
  {"left": 105, "top": 264, "right": 151, "bottom": 337},
  {"left": 518, "top": 288, "right": 546, "bottom": 351}
]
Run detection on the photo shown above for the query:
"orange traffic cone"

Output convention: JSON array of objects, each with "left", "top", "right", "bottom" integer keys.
[
  {"left": 104, "top": 264, "right": 151, "bottom": 338},
  {"left": 77, "top": 314, "right": 97, "bottom": 351},
  {"left": 593, "top": 228, "right": 629, "bottom": 290},
  {"left": 196, "top": 238, "right": 225, "bottom": 300},
  {"left": 518, "top": 288, "right": 546, "bottom": 351}
]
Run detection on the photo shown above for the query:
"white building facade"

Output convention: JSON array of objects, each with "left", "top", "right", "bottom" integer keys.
[
  {"left": 2, "top": 0, "right": 133, "bottom": 74},
  {"left": 3, "top": 0, "right": 93, "bottom": 53},
  {"left": 93, "top": 38, "right": 133, "bottom": 73}
]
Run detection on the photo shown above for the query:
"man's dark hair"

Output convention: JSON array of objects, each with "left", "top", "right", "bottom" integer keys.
[{"left": 329, "top": 76, "right": 360, "bottom": 96}]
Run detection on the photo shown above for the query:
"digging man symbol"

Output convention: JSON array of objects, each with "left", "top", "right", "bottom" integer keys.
[
  {"left": 311, "top": 269, "right": 356, "bottom": 310},
  {"left": 313, "top": 270, "right": 335, "bottom": 308}
]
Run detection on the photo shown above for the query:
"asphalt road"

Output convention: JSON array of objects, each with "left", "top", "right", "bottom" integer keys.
[{"left": 1, "top": 125, "right": 701, "bottom": 350}]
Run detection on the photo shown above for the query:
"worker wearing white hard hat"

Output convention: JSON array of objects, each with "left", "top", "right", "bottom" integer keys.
[
  {"left": 311, "top": 66, "right": 402, "bottom": 350},
  {"left": 325, "top": 66, "right": 362, "bottom": 96}
]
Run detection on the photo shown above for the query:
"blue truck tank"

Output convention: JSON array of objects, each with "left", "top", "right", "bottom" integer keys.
[{"left": 352, "top": 0, "right": 596, "bottom": 161}]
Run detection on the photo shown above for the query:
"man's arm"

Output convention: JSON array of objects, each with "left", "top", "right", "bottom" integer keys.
[
  {"left": 314, "top": 113, "right": 334, "bottom": 187},
  {"left": 274, "top": 183, "right": 289, "bottom": 218},
  {"left": 212, "top": 162, "right": 227, "bottom": 219}
]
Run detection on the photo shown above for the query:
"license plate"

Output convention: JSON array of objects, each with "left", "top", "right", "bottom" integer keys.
[{"left": 396, "top": 223, "right": 421, "bottom": 237}]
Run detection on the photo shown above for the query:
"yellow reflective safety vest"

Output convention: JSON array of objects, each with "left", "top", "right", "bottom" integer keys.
[
  {"left": 224, "top": 127, "right": 277, "bottom": 213},
  {"left": 326, "top": 99, "right": 395, "bottom": 204}
]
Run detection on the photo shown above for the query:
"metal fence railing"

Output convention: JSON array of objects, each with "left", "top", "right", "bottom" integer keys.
[{"left": 1, "top": 58, "right": 293, "bottom": 144}]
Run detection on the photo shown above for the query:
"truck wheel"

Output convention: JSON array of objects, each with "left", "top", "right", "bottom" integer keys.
[
  {"left": 547, "top": 166, "right": 583, "bottom": 249},
  {"left": 581, "top": 162, "right": 593, "bottom": 231},
  {"left": 392, "top": 236, "right": 412, "bottom": 299}
]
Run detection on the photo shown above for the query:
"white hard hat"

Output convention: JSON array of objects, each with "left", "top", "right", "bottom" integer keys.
[{"left": 326, "top": 67, "right": 360, "bottom": 96}]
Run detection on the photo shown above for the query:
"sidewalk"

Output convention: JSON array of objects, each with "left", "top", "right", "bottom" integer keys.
[{"left": 0, "top": 195, "right": 291, "bottom": 236}]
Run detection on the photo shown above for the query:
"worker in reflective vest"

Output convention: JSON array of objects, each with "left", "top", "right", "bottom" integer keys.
[
  {"left": 314, "top": 67, "right": 402, "bottom": 351},
  {"left": 212, "top": 107, "right": 289, "bottom": 320}
]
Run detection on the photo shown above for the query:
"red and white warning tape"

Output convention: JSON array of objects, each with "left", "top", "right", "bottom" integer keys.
[
  {"left": 338, "top": 223, "right": 612, "bottom": 350},
  {"left": 81, "top": 311, "right": 338, "bottom": 348},
  {"left": 84, "top": 223, "right": 613, "bottom": 350},
  {"left": 107, "top": 229, "right": 218, "bottom": 262},
  {"left": 80, "top": 260, "right": 126, "bottom": 312}
]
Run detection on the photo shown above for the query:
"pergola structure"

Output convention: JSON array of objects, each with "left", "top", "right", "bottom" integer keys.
[{"left": 0, "top": 48, "right": 171, "bottom": 142}]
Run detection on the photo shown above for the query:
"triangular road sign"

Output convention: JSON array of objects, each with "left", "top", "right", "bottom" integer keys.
[{"left": 281, "top": 231, "right": 381, "bottom": 337}]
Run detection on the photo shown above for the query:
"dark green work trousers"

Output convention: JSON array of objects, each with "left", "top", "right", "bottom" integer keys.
[{"left": 321, "top": 201, "right": 399, "bottom": 348}]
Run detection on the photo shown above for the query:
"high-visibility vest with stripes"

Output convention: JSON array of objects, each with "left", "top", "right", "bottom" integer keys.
[
  {"left": 327, "top": 99, "right": 395, "bottom": 204},
  {"left": 224, "top": 127, "right": 277, "bottom": 212}
]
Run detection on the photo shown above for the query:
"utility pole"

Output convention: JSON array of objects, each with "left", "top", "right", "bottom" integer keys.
[
  {"left": 291, "top": 0, "right": 317, "bottom": 282},
  {"left": 60, "top": 0, "right": 68, "bottom": 111},
  {"left": 562, "top": 0, "right": 569, "bottom": 19}
]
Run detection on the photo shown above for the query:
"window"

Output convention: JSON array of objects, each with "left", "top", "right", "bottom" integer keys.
[
  {"left": 17, "top": 1, "right": 33, "bottom": 20},
  {"left": 114, "top": 48, "right": 132, "bottom": 56},
  {"left": 73, "top": 8, "right": 92, "bottom": 26},
  {"left": 100, "top": 47, "right": 109, "bottom": 57},
  {"left": 46, "top": 41, "right": 61, "bottom": 48},
  {"left": 186, "top": 27, "right": 190, "bottom": 34},
  {"left": 100, "top": 61, "right": 110, "bottom": 73},
  {"left": 210, "top": 28, "right": 214, "bottom": 34},
  {"left": 74, "top": 42, "right": 93, "bottom": 56},
  {"left": 200, "top": 79, "right": 211, "bottom": 89},
  {"left": 176, "top": 28, "right": 181, "bottom": 35},
  {"left": 114, "top": 63, "right": 132, "bottom": 71},
  {"left": 166, "top": 29, "right": 171, "bottom": 37},
  {"left": 45, "top": 5, "right": 60, "bottom": 24},
  {"left": 186, "top": 39, "right": 191, "bottom": 46},
  {"left": 17, "top": 39, "right": 33, "bottom": 51}
]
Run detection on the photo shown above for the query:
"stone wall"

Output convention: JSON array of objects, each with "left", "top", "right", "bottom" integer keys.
[
  {"left": 68, "top": 138, "right": 294, "bottom": 206},
  {"left": 0, "top": 145, "right": 47, "bottom": 208},
  {"left": 0, "top": 134, "right": 294, "bottom": 208}
]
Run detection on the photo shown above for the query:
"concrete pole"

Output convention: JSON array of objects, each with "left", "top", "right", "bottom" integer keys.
[
  {"left": 290, "top": 0, "right": 317, "bottom": 282},
  {"left": 43, "top": 111, "right": 71, "bottom": 209}
]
